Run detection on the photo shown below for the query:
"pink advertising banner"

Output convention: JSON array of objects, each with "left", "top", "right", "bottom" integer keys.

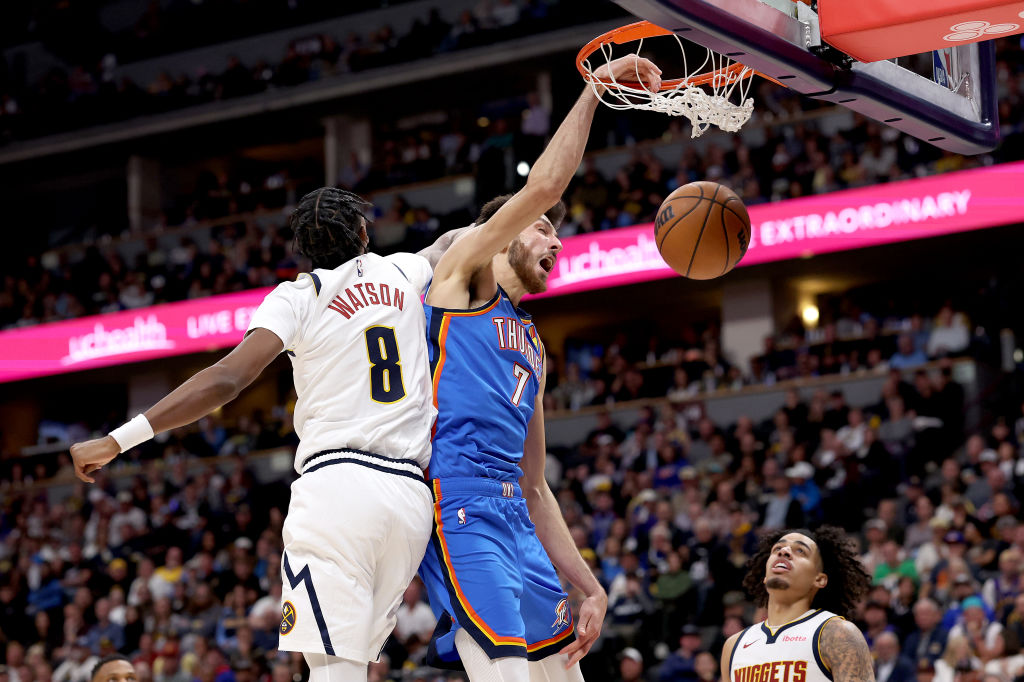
[
  {"left": 529, "top": 160, "right": 1024, "bottom": 299},
  {"left": 0, "top": 288, "right": 273, "bottom": 383},
  {"left": 1, "top": 161, "right": 1022, "bottom": 383}
]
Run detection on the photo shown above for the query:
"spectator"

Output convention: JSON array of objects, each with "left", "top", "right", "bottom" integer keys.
[
  {"left": 694, "top": 651, "right": 719, "bottom": 682},
  {"left": 659, "top": 624, "right": 703, "bottom": 681},
  {"left": 393, "top": 579, "right": 436, "bottom": 647},
  {"left": 948, "top": 597, "right": 1005, "bottom": 663},
  {"left": 785, "top": 461, "right": 822, "bottom": 519},
  {"left": 1004, "top": 593, "right": 1024, "bottom": 657},
  {"left": 906, "top": 496, "right": 937, "bottom": 551},
  {"left": 875, "top": 539, "right": 920, "bottom": 589},
  {"left": 939, "top": 574, "right": 989, "bottom": 630},
  {"left": 53, "top": 637, "right": 99, "bottom": 682},
  {"left": 861, "top": 136, "right": 899, "bottom": 183},
  {"left": 149, "top": 548, "right": 184, "bottom": 601},
  {"left": 757, "top": 474, "right": 805, "bottom": 530},
  {"left": 982, "top": 548, "right": 1023, "bottom": 622},
  {"left": 934, "top": 635, "right": 981, "bottom": 682},
  {"left": 86, "top": 599, "right": 125, "bottom": 656},
  {"left": 904, "top": 599, "right": 950, "bottom": 667},
  {"left": 873, "top": 631, "right": 918, "bottom": 682},
  {"left": 926, "top": 306, "right": 970, "bottom": 358},
  {"left": 109, "top": 492, "right": 147, "bottom": 547},
  {"left": 153, "top": 645, "right": 189, "bottom": 682},
  {"left": 879, "top": 396, "right": 916, "bottom": 462},
  {"left": 521, "top": 91, "right": 550, "bottom": 160},
  {"left": 837, "top": 408, "right": 869, "bottom": 453},
  {"left": 608, "top": 572, "right": 655, "bottom": 642},
  {"left": 891, "top": 335, "right": 929, "bottom": 370},
  {"left": 618, "top": 647, "right": 646, "bottom": 682}
]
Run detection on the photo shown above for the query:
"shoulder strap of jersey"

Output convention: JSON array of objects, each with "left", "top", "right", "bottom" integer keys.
[
  {"left": 729, "top": 625, "right": 754, "bottom": 678},
  {"left": 298, "top": 272, "right": 322, "bottom": 297}
]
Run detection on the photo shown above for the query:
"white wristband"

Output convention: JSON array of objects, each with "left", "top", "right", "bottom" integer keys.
[{"left": 108, "top": 414, "right": 155, "bottom": 453}]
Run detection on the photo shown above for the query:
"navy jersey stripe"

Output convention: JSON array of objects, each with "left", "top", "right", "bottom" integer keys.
[
  {"left": 283, "top": 552, "right": 334, "bottom": 655},
  {"left": 428, "top": 307, "right": 446, "bottom": 380},
  {"left": 762, "top": 609, "right": 822, "bottom": 643},
  {"left": 812, "top": 616, "right": 838, "bottom": 681},
  {"left": 303, "top": 457, "right": 429, "bottom": 486},
  {"left": 730, "top": 625, "right": 752, "bottom": 677},
  {"left": 301, "top": 446, "right": 421, "bottom": 471},
  {"left": 499, "top": 285, "right": 531, "bottom": 320},
  {"left": 426, "top": 289, "right": 501, "bottom": 316}
]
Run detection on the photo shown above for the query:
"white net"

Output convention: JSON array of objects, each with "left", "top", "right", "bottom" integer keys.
[{"left": 581, "top": 34, "right": 757, "bottom": 137}]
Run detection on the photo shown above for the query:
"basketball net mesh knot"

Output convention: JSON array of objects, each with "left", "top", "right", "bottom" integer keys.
[
  {"left": 581, "top": 31, "right": 757, "bottom": 138},
  {"left": 607, "top": 88, "right": 755, "bottom": 136}
]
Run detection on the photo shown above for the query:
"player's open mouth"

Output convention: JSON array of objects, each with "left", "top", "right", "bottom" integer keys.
[
  {"left": 772, "top": 560, "right": 792, "bottom": 573},
  {"left": 539, "top": 256, "right": 555, "bottom": 273}
]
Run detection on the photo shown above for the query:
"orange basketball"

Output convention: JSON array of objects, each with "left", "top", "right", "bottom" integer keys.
[{"left": 654, "top": 181, "right": 751, "bottom": 280}]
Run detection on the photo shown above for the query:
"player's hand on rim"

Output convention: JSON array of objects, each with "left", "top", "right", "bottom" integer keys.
[
  {"left": 559, "top": 589, "right": 608, "bottom": 668},
  {"left": 70, "top": 436, "right": 120, "bottom": 483},
  {"left": 592, "top": 54, "right": 662, "bottom": 94}
]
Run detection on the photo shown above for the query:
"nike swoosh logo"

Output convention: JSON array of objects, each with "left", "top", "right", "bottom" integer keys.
[{"left": 743, "top": 642, "right": 756, "bottom": 648}]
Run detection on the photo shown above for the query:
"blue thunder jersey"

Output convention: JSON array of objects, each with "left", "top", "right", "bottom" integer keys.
[{"left": 425, "top": 286, "right": 544, "bottom": 482}]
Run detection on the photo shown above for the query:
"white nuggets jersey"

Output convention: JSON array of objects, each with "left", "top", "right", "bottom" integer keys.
[
  {"left": 247, "top": 252, "right": 435, "bottom": 472},
  {"left": 730, "top": 610, "right": 840, "bottom": 682}
]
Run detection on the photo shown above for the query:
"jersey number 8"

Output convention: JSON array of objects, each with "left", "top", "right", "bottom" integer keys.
[{"left": 364, "top": 326, "right": 406, "bottom": 404}]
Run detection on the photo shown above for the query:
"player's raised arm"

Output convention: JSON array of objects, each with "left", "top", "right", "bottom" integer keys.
[
  {"left": 819, "top": 618, "right": 876, "bottom": 682},
  {"left": 431, "top": 55, "right": 661, "bottom": 288},
  {"left": 69, "top": 328, "right": 284, "bottom": 482},
  {"left": 416, "top": 225, "right": 475, "bottom": 270}
]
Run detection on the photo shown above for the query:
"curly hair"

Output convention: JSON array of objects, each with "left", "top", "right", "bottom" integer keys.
[
  {"left": 741, "top": 526, "right": 870, "bottom": 619},
  {"left": 290, "top": 187, "right": 371, "bottom": 269}
]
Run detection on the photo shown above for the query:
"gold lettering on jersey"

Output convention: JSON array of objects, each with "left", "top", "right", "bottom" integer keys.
[
  {"left": 735, "top": 661, "right": 806, "bottom": 682},
  {"left": 492, "top": 317, "right": 542, "bottom": 374},
  {"left": 328, "top": 283, "right": 405, "bottom": 319}
]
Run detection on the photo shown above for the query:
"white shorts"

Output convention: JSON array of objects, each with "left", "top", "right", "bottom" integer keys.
[{"left": 277, "top": 450, "right": 433, "bottom": 663}]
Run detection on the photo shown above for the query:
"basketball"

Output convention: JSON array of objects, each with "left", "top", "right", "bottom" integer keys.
[{"left": 654, "top": 181, "right": 752, "bottom": 280}]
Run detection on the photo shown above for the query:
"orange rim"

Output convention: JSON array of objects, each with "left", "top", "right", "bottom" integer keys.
[{"left": 576, "top": 20, "right": 784, "bottom": 90}]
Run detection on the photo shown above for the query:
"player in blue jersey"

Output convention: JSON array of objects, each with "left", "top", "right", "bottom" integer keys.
[{"left": 418, "top": 54, "right": 663, "bottom": 681}]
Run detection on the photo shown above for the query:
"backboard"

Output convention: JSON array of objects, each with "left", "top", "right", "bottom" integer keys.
[{"left": 612, "top": 0, "right": 1000, "bottom": 154}]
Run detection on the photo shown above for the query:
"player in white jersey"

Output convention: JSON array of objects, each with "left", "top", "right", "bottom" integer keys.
[
  {"left": 722, "top": 527, "right": 875, "bottom": 682},
  {"left": 70, "top": 187, "right": 459, "bottom": 682}
]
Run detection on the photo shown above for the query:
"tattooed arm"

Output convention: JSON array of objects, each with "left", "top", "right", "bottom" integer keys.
[{"left": 819, "top": 619, "right": 875, "bottom": 682}]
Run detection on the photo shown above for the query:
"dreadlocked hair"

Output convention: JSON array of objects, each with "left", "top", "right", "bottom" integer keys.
[
  {"left": 741, "top": 525, "right": 870, "bottom": 620},
  {"left": 476, "top": 194, "right": 567, "bottom": 229},
  {"left": 290, "top": 187, "right": 371, "bottom": 269}
]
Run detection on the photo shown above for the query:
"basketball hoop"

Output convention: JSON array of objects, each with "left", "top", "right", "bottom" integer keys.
[{"left": 577, "top": 21, "right": 774, "bottom": 137}]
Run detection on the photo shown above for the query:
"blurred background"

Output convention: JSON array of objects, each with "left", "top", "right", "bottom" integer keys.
[{"left": 1, "top": 1, "right": 1024, "bottom": 681}]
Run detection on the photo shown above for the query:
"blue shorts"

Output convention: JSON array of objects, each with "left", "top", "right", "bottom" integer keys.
[{"left": 418, "top": 477, "right": 576, "bottom": 662}]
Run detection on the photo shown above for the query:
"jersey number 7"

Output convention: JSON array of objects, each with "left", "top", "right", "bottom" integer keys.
[
  {"left": 511, "top": 363, "right": 530, "bottom": 406},
  {"left": 364, "top": 326, "right": 406, "bottom": 404}
]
